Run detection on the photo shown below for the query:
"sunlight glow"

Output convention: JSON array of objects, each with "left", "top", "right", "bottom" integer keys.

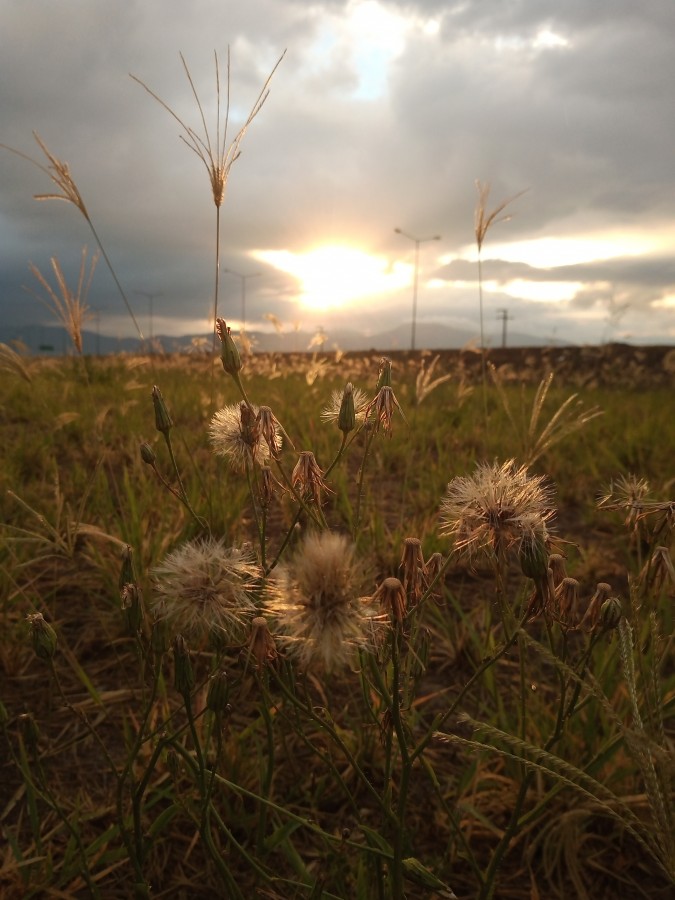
[
  {"left": 252, "top": 246, "right": 411, "bottom": 312},
  {"left": 451, "top": 232, "right": 661, "bottom": 269},
  {"left": 447, "top": 279, "right": 585, "bottom": 303}
]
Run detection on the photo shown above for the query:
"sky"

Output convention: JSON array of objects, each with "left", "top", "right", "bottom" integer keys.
[{"left": 1, "top": 0, "right": 675, "bottom": 348}]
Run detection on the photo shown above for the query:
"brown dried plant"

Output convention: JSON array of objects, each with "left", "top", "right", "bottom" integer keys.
[
  {"left": 27, "top": 247, "right": 99, "bottom": 355},
  {"left": 131, "top": 50, "right": 285, "bottom": 342},
  {"left": 1, "top": 133, "right": 145, "bottom": 340}
]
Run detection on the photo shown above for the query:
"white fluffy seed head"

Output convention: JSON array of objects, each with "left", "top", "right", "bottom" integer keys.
[
  {"left": 151, "top": 537, "right": 260, "bottom": 645},
  {"left": 264, "top": 531, "right": 380, "bottom": 671}
]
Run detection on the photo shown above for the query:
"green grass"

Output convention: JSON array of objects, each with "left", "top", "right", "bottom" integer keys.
[{"left": 0, "top": 349, "right": 673, "bottom": 899}]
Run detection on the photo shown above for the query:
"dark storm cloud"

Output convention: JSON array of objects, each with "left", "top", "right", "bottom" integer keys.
[{"left": 1, "top": 0, "right": 674, "bottom": 345}]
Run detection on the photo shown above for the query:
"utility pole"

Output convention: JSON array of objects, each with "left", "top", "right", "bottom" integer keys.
[
  {"left": 394, "top": 228, "right": 441, "bottom": 351},
  {"left": 223, "top": 268, "right": 261, "bottom": 330},
  {"left": 496, "top": 308, "right": 514, "bottom": 348},
  {"left": 135, "top": 290, "right": 163, "bottom": 353}
]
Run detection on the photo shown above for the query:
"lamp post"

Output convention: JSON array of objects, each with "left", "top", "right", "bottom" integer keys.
[
  {"left": 394, "top": 228, "right": 441, "bottom": 351},
  {"left": 223, "top": 269, "right": 261, "bottom": 330}
]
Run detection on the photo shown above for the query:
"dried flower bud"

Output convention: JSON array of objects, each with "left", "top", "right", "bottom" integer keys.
[
  {"left": 260, "top": 464, "right": 275, "bottom": 509},
  {"left": 376, "top": 357, "right": 392, "bottom": 390},
  {"left": 424, "top": 552, "right": 444, "bottom": 594},
  {"left": 119, "top": 544, "right": 136, "bottom": 592},
  {"left": 373, "top": 576, "right": 408, "bottom": 624},
  {"left": 246, "top": 616, "right": 278, "bottom": 669},
  {"left": 257, "top": 406, "right": 284, "bottom": 458},
  {"left": 579, "top": 582, "right": 613, "bottom": 632},
  {"left": 26, "top": 612, "right": 57, "bottom": 661},
  {"left": 239, "top": 402, "right": 260, "bottom": 449},
  {"left": 547, "top": 553, "right": 567, "bottom": 587},
  {"left": 554, "top": 577, "right": 582, "bottom": 628},
  {"left": 641, "top": 545, "right": 675, "bottom": 594},
  {"left": 151, "top": 385, "right": 173, "bottom": 435},
  {"left": 365, "top": 386, "right": 406, "bottom": 435},
  {"left": 121, "top": 582, "right": 144, "bottom": 635},
  {"left": 400, "top": 537, "right": 426, "bottom": 606},
  {"left": 291, "top": 451, "right": 330, "bottom": 506},
  {"left": 173, "top": 634, "right": 194, "bottom": 697},
  {"left": 599, "top": 596, "right": 622, "bottom": 632},
  {"left": 140, "top": 441, "right": 156, "bottom": 465},
  {"left": 338, "top": 383, "right": 356, "bottom": 434},
  {"left": 206, "top": 670, "right": 230, "bottom": 716},
  {"left": 216, "top": 318, "right": 242, "bottom": 376}
]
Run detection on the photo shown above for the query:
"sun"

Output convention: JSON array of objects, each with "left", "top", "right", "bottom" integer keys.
[{"left": 252, "top": 245, "right": 410, "bottom": 312}]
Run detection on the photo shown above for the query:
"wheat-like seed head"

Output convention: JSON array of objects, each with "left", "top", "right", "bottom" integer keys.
[
  {"left": 474, "top": 180, "right": 526, "bottom": 252},
  {"left": 131, "top": 49, "right": 285, "bottom": 208},
  {"left": 27, "top": 247, "right": 98, "bottom": 355}
]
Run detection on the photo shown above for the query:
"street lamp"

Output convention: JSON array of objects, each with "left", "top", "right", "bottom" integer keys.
[
  {"left": 394, "top": 228, "right": 441, "bottom": 351},
  {"left": 223, "top": 268, "right": 261, "bottom": 330}
]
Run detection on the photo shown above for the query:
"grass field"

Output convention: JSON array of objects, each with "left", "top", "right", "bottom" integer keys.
[{"left": 1, "top": 344, "right": 673, "bottom": 899}]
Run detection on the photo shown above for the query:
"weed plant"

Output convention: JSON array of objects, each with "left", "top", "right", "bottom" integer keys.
[{"left": 1, "top": 53, "right": 674, "bottom": 900}]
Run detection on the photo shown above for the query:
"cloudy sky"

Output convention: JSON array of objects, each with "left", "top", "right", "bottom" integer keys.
[{"left": 2, "top": 0, "right": 675, "bottom": 348}]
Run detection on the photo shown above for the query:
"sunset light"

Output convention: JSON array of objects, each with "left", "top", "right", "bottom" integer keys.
[{"left": 252, "top": 246, "right": 411, "bottom": 312}]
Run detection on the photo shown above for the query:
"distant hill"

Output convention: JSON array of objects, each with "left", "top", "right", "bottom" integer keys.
[{"left": 1, "top": 320, "right": 572, "bottom": 355}]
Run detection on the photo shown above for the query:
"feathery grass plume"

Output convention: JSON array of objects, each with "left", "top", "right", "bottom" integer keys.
[
  {"left": 474, "top": 182, "right": 526, "bottom": 342},
  {"left": 489, "top": 365, "right": 604, "bottom": 467},
  {"left": 414, "top": 354, "right": 455, "bottom": 406},
  {"left": 209, "top": 403, "right": 279, "bottom": 472},
  {"left": 151, "top": 537, "right": 260, "bottom": 645},
  {"left": 131, "top": 50, "right": 285, "bottom": 339},
  {"left": 1, "top": 134, "right": 145, "bottom": 340},
  {"left": 264, "top": 531, "right": 378, "bottom": 670},
  {"left": 27, "top": 248, "right": 97, "bottom": 355},
  {"left": 0, "top": 342, "right": 32, "bottom": 382},
  {"left": 321, "top": 383, "right": 370, "bottom": 430},
  {"left": 439, "top": 459, "right": 555, "bottom": 562}
]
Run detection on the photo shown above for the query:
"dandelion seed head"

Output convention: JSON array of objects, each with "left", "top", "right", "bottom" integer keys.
[
  {"left": 439, "top": 459, "right": 555, "bottom": 559},
  {"left": 151, "top": 537, "right": 260, "bottom": 644},
  {"left": 209, "top": 403, "right": 275, "bottom": 471},
  {"left": 264, "top": 531, "right": 379, "bottom": 670}
]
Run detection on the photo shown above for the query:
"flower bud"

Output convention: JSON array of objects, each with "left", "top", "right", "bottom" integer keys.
[
  {"left": 373, "top": 576, "right": 407, "bottom": 624},
  {"left": 152, "top": 385, "right": 173, "bottom": 436},
  {"left": 376, "top": 357, "right": 392, "bottom": 390},
  {"left": 151, "top": 616, "right": 170, "bottom": 656},
  {"left": 206, "top": 670, "right": 230, "bottom": 716},
  {"left": 26, "top": 612, "right": 57, "bottom": 661},
  {"left": 119, "top": 544, "right": 136, "bottom": 592},
  {"left": 247, "top": 616, "right": 278, "bottom": 668},
  {"left": 518, "top": 532, "right": 549, "bottom": 583},
  {"left": 599, "top": 596, "right": 622, "bottom": 632},
  {"left": 121, "top": 582, "right": 144, "bottom": 635},
  {"left": 173, "top": 634, "right": 194, "bottom": 697},
  {"left": 338, "top": 383, "right": 356, "bottom": 434},
  {"left": 140, "top": 441, "right": 156, "bottom": 465},
  {"left": 216, "top": 318, "right": 242, "bottom": 376},
  {"left": 18, "top": 712, "right": 40, "bottom": 753},
  {"left": 0, "top": 699, "right": 9, "bottom": 728}
]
